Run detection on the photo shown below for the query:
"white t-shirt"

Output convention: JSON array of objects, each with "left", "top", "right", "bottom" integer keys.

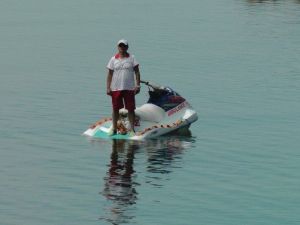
[{"left": 107, "top": 53, "right": 139, "bottom": 91}]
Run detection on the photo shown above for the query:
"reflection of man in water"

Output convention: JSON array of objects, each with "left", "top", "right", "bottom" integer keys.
[
  {"left": 101, "top": 140, "right": 139, "bottom": 224},
  {"left": 100, "top": 137, "right": 192, "bottom": 223}
]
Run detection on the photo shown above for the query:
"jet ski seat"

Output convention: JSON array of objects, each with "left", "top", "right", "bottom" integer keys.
[{"left": 119, "top": 103, "right": 165, "bottom": 123}]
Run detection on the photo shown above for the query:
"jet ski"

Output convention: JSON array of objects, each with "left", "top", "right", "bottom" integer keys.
[{"left": 83, "top": 80, "right": 198, "bottom": 140}]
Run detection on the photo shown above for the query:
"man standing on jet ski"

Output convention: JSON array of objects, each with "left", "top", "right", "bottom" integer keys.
[{"left": 106, "top": 39, "right": 141, "bottom": 136}]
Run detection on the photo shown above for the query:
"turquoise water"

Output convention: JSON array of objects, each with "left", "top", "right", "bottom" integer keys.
[{"left": 1, "top": 0, "right": 300, "bottom": 224}]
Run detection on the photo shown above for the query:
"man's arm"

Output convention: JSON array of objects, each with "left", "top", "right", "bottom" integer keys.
[
  {"left": 106, "top": 69, "right": 113, "bottom": 95},
  {"left": 134, "top": 66, "right": 141, "bottom": 94}
]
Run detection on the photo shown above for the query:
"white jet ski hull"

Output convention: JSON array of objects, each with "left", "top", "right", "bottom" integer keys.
[{"left": 83, "top": 101, "right": 198, "bottom": 140}]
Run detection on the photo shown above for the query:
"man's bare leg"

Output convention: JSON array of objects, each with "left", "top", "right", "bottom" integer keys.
[
  {"left": 127, "top": 110, "right": 135, "bottom": 132},
  {"left": 112, "top": 109, "right": 119, "bottom": 132}
]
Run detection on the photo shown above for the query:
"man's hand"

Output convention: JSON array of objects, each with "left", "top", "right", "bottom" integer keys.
[
  {"left": 106, "top": 69, "right": 113, "bottom": 96},
  {"left": 106, "top": 87, "right": 112, "bottom": 96},
  {"left": 134, "top": 86, "right": 140, "bottom": 95}
]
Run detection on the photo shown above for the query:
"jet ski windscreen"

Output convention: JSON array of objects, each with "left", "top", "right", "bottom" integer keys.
[{"left": 147, "top": 87, "right": 186, "bottom": 111}]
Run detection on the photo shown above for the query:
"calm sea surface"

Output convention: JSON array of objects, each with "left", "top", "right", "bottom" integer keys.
[{"left": 1, "top": 0, "right": 300, "bottom": 224}]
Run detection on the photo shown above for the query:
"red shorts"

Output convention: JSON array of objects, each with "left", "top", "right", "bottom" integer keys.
[{"left": 111, "top": 90, "right": 135, "bottom": 111}]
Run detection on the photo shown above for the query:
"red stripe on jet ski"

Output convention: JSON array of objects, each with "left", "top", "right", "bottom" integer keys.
[{"left": 167, "top": 101, "right": 187, "bottom": 117}]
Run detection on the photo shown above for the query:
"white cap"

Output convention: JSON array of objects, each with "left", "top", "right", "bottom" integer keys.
[{"left": 117, "top": 39, "right": 128, "bottom": 46}]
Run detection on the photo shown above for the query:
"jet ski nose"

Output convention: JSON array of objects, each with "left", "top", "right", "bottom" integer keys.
[{"left": 183, "top": 109, "right": 198, "bottom": 122}]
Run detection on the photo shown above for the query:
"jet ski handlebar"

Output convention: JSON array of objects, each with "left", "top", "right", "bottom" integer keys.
[{"left": 141, "top": 80, "right": 164, "bottom": 90}]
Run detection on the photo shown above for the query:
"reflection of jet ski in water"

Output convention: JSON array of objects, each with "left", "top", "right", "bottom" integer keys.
[
  {"left": 99, "top": 137, "right": 192, "bottom": 224},
  {"left": 83, "top": 80, "right": 198, "bottom": 140}
]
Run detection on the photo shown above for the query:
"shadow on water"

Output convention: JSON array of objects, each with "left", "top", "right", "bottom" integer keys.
[{"left": 97, "top": 134, "right": 195, "bottom": 225}]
